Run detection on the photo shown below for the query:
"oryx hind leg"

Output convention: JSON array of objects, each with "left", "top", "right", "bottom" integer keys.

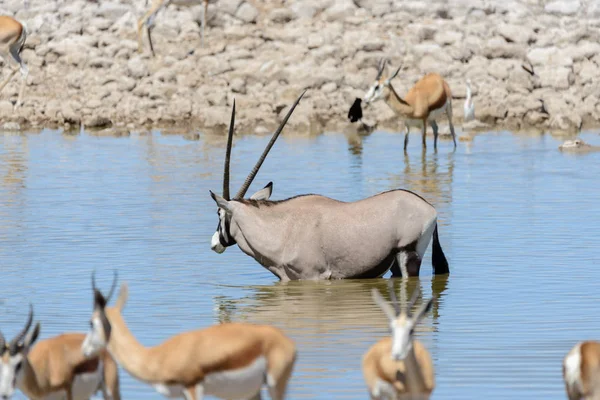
[{"left": 395, "top": 248, "right": 422, "bottom": 277}]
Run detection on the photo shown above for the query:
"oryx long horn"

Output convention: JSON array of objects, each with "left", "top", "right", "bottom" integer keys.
[
  {"left": 376, "top": 58, "right": 387, "bottom": 80},
  {"left": 223, "top": 99, "right": 235, "bottom": 201},
  {"left": 234, "top": 89, "right": 307, "bottom": 200},
  {"left": 388, "top": 279, "right": 400, "bottom": 316},
  {"left": 9, "top": 304, "right": 33, "bottom": 353},
  {"left": 407, "top": 286, "right": 421, "bottom": 317}
]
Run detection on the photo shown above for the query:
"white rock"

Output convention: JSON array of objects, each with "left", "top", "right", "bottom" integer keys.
[
  {"left": 235, "top": 2, "right": 259, "bottom": 23},
  {"left": 527, "top": 47, "right": 573, "bottom": 67},
  {"left": 323, "top": 0, "right": 357, "bottom": 21},
  {"left": 536, "top": 66, "right": 574, "bottom": 89},
  {"left": 544, "top": 0, "right": 581, "bottom": 15},
  {"left": 127, "top": 57, "right": 149, "bottom": 79},
  {"left": 496, "top": 23, "right": 533, "bottom": 44}
]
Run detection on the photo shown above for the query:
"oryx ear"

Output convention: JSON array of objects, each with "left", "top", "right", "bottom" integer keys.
[
  {"left": 250, "top": 182, "right": 273, "bottom": 200},
  {"left": 115, "top": 283, "right": 128, "bottom": 311},
  {"left": 371, "top": 288, "right": 397, "bottom": 322},
  {"left": 413, "top": 297, "right": 435, "bottom": 324},
  {"left": 210, "top": 190, "right": 231, "bottom": 212},
  {"left": 24, "top": 322, "right": 40, "bottom": 350}
]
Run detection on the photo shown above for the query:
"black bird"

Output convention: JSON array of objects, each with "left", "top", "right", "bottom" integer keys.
[{"left": 348, "top": 97, "right": 363, "bottom": 123}]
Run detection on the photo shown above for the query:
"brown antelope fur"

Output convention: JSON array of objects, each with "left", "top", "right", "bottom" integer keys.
[
  {"left": 0, "top": 306, "right": 120, "bottom": 400},
  {"left": 0, "top": 15, "right": 28, "bottom": 108},
  {"left": 362, "top": 282, "right": 435, "bottom": 399},
  {"left": 363, "top": 59, "right": 457, "bottom": 152},
  {"left": 138, "top": 0, "right": 209, "bottom": 57},
  {"left": 563, "top": 341, "right": 600, "bottom": 400},
  {"left": 82, "top": 273, "right": 297, "bottom": 400}
]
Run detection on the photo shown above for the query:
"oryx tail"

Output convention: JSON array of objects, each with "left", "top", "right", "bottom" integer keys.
[{"left": 432, "top": 224, "right": 449, "bottom": 275}]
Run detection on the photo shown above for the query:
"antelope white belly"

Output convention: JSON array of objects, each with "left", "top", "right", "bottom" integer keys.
[
  {"left": 204, "top": 355, "right": 266, "bottom": 399},
  {"left": 40, "top": 368, "right": 102, "bottom": 400},
  {"left": 153, "top": 356, "right": 267, "bottom": 400},
  {"left": 372, "top": 377, "right": 397, "bottom": 399},
  {"left": 564, "top": 343, "right": 582, "bottom": 391},
  {"left": 405, "top": 100, "right": 449, "bottom": 128}
]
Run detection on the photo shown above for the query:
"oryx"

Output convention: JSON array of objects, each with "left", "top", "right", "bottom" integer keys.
[{"left": 209, "top": 91, "right": 450, "bottom": 281}]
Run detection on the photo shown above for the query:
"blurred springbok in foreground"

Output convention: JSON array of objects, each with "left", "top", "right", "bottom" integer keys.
[
  {"left": 363, "top": 282, "right": 435, "bottom": 399},
  {"left": 363, "top": 59, "right": 457, "bottom": 152},
  {"left": 209, "top": 91, "right": 449, "bottom": 280},
  {"left": 82, "top": 272, "right": 297, "bottom": 400},
  {"left": 563, "top": 340, "right": 600, "bottom": 400},
  {"left": 0, "top": 305, "right": 120, "bottom": 400}
]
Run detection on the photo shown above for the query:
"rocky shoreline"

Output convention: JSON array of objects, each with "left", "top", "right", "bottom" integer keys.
[{"left": 0, "top": 0, "right": 599, "bottom": 136}]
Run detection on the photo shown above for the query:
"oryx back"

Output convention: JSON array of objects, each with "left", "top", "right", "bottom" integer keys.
[{"left": 231, "top": 189, "right": 439, "bottom": 280}]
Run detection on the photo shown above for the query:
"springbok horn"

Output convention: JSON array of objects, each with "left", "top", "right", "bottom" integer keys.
[
  {"left": 92, "top": 270, "right": 118, "bottom": 304},
  {"left": 407, "top": 285, "right": 421, "bottom": 318},
  {"left": 385, "top": 65, "right": 402, "bottom": 85},
  {"left": 9, "top": 304, "right": 33, "bottom": 353},
  {"left": 375, "top": 58, "right": 387, "bottom": 80},
  {"left": 388, "top": 280, "right": 400, "bottom": 316},
  {"left": 234, "top": 89, "right": 307, "bottom": 200},
  {"left": 105, "top": 270, "right": 118, "bottom": 304},
  {"left": 223, "top": 99, "right": 235, "bottom": 200}
]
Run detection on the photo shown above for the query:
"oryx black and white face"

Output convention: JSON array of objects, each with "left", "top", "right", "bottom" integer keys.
[
  {"left": 0, "top": 305, "right": 40, "bottom": 399},
  {"left": 371, "top": 284, "right": 434, "bottom": 361},
  {"left": 210, "top": 182, "right": 274, "bottom": 254},
  {"left": 363, "top": 59, "right": 401, "bottom": 105},
  {"left": 208, "top": 91, "right": 305, "bottom": 255}
]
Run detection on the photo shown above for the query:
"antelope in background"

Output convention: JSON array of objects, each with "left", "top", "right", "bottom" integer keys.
[
  {"left": 138, "top": 0, "right": 210, "bottom": 57},
  {"left": 563, "top": 340, "right": 600, "bottom": 400},
  {"left": 363, "top": 282, "right": 435, "bottom": 399},
  {"left": 81, "top": 272, "right": 297, "bottom": 400},
  {"left": 0, "top": 305, "right": 120, "bottom": 400},
  {"left": 209, "top": 92, "right": 449, "bottom": 280},
  {"left": 0, "top": 16, "right": 28, "bottom": 109},
  {"left": 363, "top": 59, "right": 457, "bottom": 152}
]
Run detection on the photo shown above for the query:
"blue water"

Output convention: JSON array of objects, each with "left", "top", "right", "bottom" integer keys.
[{"left": 1, "top": 128, "right": 599, "bottom": 399}]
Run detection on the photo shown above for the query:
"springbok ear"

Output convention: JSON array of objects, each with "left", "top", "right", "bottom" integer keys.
[
  {"left": 250, "top": 182, "right": 273, "bottom": 200},
  {"left": 24, "top": 322, "right": 40, "bottom": 349},
  {"left": 413, "top": 297, "right": 435, "bottom": 324},
  {"left": 209, "top": 191, "right": 231, "bottom": 212},
  {"left": 115, "top": 283, "right": 129, "bottom": 311},
  {"left": 371, "top": 288, "right": 397, "bottom": 322}
]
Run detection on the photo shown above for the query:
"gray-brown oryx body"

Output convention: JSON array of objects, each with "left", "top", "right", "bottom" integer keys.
[{"left": 209, "top": 91, "right": 449, "bottom": 281}]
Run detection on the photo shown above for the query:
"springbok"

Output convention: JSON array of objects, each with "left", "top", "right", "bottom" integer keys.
[
  {"left": 209, "top": 92, "right": 449, "bottom": 280},
  {"left": 0, "top": 15, "right": 28, "bottom": 109},
  {"left": 0, "top": 305, "right": 121, "bottom": 400},
  {"left": 81, "top": 272, "right": 297, "bottom": 400},
  {"left": 363, "top": 59, "right": 457, "bottom": 152},
  {"left": 138, "top": 0, "right": 209, "bottom": 57},
  {"left": 563, "top": 341, "right": 600, "bottom": 400},
  {"left": 362, "top": 282, "right": 435, "bottom": 399}
]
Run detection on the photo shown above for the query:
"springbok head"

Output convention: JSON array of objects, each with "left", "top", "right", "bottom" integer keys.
[
  {"left": 0, "top": 305, "right": 40, "bottom": 399},
  {"left": 363, "top": 59, "right": 402, "bottom": 105},
  {"left": 82, "top": 271, "right": 128, "bottom": 358},
  {"left": 371, "top": 281, "right": 434, "bottom": 361},
  {"left": 209, "top": 91, "right": 306, "bottom": 254}
]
